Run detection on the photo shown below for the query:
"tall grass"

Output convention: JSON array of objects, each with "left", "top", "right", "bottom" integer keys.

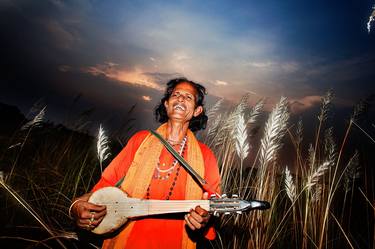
[
  {"left": 0, "top": 93, "right": 374, "bottom": 248},
  {"left": 0, "top": 105, "right": 118, "bottom": 248},
  {"left": 203, "top": 93, "right": 374, "bottom": 249}
]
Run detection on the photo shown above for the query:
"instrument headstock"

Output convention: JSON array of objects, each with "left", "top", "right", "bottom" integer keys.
[{"left": 209, "top": 194, "right": 271, "bottom": 216}]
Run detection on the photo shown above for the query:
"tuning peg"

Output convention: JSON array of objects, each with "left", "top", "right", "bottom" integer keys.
[
  {"left": 236, "top": 211, "right": 242, "bottom": 214},
  {"left": 224, "top": 212, "right": 230, "bottom": 215},
  {"left": 210, "top": 194, "right": 216, "bottom": 199},
  {"left": 213, "top": 211, "right": 220, "bottom": 217},
  {"left": 232, "top": 194, "right": 239, "bottom": 198},
  {"left": 221, "top": 194, "right": 227, "bottom": 198}
]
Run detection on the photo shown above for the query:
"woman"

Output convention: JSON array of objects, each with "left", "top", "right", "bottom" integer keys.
[{"left": 70, "top": 78, "right": 221, "bottom": 249}]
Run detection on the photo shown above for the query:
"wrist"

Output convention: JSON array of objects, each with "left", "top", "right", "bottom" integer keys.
[{"left": 68, "top": 198, "right": 84, "bottom": 219}]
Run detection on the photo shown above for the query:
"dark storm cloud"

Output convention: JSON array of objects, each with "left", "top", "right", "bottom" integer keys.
[
  {"left": 0, "top": 0, "right": 374, "bottom": 134},
  {"left": 0, "top": 0, "right": 162, "bottom": 132}
]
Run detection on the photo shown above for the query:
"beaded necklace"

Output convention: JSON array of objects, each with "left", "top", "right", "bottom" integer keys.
[
  {"left": 153, "top": 136, "right": 187, "bottom": 180},
  {"left": 146, "top": 136, "right": 187, "bottom": 200}
]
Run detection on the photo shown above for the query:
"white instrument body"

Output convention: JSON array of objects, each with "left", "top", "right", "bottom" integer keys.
[{"left": 88, "top": 187, "right": 269, "bottom": 235}]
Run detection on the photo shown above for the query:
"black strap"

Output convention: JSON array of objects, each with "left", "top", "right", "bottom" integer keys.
[
  {"left": 114, "top": 130, "right": 208, "bottom": 188},
  {"left": 149, "top": 129, "right": 207, "bottom": 186}
]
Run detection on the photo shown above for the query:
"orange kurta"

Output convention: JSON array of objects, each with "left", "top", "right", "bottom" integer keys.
[{"left": 92, "top": 130, "right": 220, "bottom": 249}]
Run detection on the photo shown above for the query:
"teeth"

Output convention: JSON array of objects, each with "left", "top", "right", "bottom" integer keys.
[{"left": 174, "top": 105, "right": 185, "bottom": 111}]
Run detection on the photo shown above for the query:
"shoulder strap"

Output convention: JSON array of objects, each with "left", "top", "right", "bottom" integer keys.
[
  {"left": 115, "top": 130, "right": 219, "bottom": 195},
  {"left": 149, "top": 129, "right": 208, "bottom": 186}
]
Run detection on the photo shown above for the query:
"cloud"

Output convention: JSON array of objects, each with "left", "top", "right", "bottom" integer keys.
[
  {"left": 289, "top": 95, "right": 321, "bottom": 114},
  {"left": 58, "top": 65, "right": 71, "bottom": 72},
  {"left": 245, "top": 60, "right": 299, "bottom": 73},
  {"left": 142, "top": 95, "right": 152, "bottom": 101},
  {"left": 16, "top": 1, "right": 371, "bottom": 110},
  {"left": 215, "top": 80, "right": 228, "bottom": 86},
  {"left": 141, "top": 72, "right": 182, "bottom": 85},
  {"left": 109, "top": 3, "right": 371, "bottom": 103},
  {"left": 82, "top": 62, "right": 164, "bottom": 90},
  {"left": 115, "top": 4, "right": 280, "bottom": 92},
  {"left": 42, "top": 18, "right": 82, "bottom": 50},
  {"left": 246, "top": 61, "right": 275, "bottom": 68}
]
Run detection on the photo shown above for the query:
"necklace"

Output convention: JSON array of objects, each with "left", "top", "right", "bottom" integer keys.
[
  {"left": 153, "top": 136, "right": 187, "bottom": 180},
  {"left": 146, "top": 164, "right": 182, "bottom": 200},
  {"left": 146, "top": 136, "right": 187, "bottom": 200}
]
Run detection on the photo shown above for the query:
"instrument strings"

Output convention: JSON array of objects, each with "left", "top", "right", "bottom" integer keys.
[{"left": 92, "top": 201, "right": 209, "bottom": 211}]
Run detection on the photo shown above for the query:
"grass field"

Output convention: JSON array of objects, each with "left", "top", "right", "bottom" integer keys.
[{"left": 0, "top": 94, "right": 374, "bottom": 249}]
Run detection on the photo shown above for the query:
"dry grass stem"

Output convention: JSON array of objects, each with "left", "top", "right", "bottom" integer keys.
[
  {"left": 258, "top": 96, "right": 289, "bottom": 180},
  {"left": 352, "top": 120, "right": 375, "bottom": 143},
  {"left": 367, "top": 6, "right": 375, "bottom": 33},
  {"left": 0, "top": 180, "right": 67, "bottom": 249},
  {"left": 234, "top": 114, "right": 249, "bottom": 160},
  {"left": 343, "top": 151, "right": 360, "bottom": 192},
  {"left": 296, "top": 118, "right": 303, "bottom": 147},
  {"left": 97, "top": 124, "right": 111, "bottom": 173},
  {"left": 284, "top": 166, "right": 296, "bottom": 202},
  {"left": 206, "top": 98, "right": 224, "bottom": 122},
  {"left": 311, "top": 184, "right": 322, "bottom": 203},
  {"left": 21, "top": 106, "right": 46, "bottom": 130},
  {"left": 306, "top": 161, "right": 331, "bottom": 190},
  {"left": 247, "top": 99, "right": 264, "bottom": 125},
  {"left": 207, "top": 114, "right": 222, "bottom": 139},
  {"left": 318, "top": 90, "right": 333, "bottom": 123}
]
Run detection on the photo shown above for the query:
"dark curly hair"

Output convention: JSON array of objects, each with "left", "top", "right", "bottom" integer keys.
[{"left": 154, "top": 78, "right": 208, "bottom": 131}]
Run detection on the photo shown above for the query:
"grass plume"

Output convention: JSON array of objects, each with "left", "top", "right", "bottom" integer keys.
[
  {"left": 97, "top": 124, "right": 111, "bottom": 173},
  {"left": 21, "top": 106, "right": 46, "bottom": 130},
  {"left": 284, "top": 166, "right": 296, "bottom": 202}
]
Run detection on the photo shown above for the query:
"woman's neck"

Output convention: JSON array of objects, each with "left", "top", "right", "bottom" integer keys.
[{"left": 166, "top": 120, "right": 189, "bottom": 144}]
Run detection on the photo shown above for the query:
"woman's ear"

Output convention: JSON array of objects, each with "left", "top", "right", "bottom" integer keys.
[{"left": 193, "top": 106, "right": 203, "bottom": 117}]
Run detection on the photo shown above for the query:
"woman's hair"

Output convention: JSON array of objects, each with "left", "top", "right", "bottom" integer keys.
[{"left": 154, "top": 77, "right": 208, "bottom": 131}]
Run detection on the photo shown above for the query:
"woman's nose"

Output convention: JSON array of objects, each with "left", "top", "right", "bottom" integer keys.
[{"left": 177, "top": 95, "right": 185, "bottom": 102}]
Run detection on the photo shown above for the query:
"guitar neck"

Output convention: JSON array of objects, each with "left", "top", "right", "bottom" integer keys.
[{"left": 128, "top": 199, "right": 210, "bottom": 217}]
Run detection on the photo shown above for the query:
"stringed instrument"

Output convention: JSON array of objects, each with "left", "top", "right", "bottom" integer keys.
[{"left": 88, "top": 187, "right": 270, "bottom": 234}]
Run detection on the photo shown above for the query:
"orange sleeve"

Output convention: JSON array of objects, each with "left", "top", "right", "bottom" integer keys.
[
  {"left": 91, "top": 131, "right": 149, "bottom": 192},
  {"left": 200, "top": 143, "right": 221, "bottom": 241}
]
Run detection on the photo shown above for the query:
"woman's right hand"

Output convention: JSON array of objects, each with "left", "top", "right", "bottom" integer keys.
[{"left": 70, "top": 193, "right": 107, "bottom": 230}]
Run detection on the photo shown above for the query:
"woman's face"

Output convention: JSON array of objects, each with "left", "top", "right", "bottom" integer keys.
[{"left": 164, "top": 82, "right": 202, "bottom": 123}]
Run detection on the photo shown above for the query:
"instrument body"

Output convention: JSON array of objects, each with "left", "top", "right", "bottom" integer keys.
[{"left": 88, "top": 187, "right": 270, "bottom": 234}]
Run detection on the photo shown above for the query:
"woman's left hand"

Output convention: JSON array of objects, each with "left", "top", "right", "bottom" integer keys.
[{"left": 185, "top": 192, "right": 211, "bottom": 231}]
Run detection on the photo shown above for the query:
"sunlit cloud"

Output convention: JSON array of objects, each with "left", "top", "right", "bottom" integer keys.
[
  {"left": 247, "top": 61, "right": 275, "bottom": 68},
  {"left": 116, "top": 6, "right": 281, "bottom": 100},
  {"left": 142, "top": 95, "right": 152, "bottom": 101},
  {"left": 34, "top": 0, "right": 372, "bottom": 111},
  {"left": 172, "top": 51, "right": 191, "bottom": 61},
  {"left": 246, "top": 60, "right": 299, "bottom": 73},
  {"left": 215, "top": 80, "right": 228, "bottom": 86},
  {"left": 289, "top": 95, "right": 321, "bottom": 114},
  {"left": 82, "top": 62, "right": 163, "bottom": 90}
]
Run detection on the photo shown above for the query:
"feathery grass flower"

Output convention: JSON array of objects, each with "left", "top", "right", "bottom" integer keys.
[
  {"left": 284, "top": 166, "right": 296, "bottom": 202},
  {"left": 21, "top": 106, "right": 46, "bottom": 130},
  {"left": 97, "top": 124, "right": 111, "bottom": 173},
  {"left": 234, "top": 114, "right": 249, "bottom": 160}
]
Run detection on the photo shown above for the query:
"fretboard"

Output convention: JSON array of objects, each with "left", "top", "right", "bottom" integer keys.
[{"left": 106, "top": 199, "right": 210, "bottom": 218}]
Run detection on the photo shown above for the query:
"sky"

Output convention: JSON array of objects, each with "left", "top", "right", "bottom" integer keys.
[{"left": 0, "top": 0, "right": 374, "bottom": 132}]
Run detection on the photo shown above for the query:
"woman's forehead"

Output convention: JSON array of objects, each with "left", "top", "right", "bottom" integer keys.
[{"left": 172, "top": 82, "right": 197, "bottom": 95}]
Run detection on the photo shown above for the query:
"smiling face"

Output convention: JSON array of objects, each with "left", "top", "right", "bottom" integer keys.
[{"left": 164, "top": 81, "right": 203, "bottom": 124}]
